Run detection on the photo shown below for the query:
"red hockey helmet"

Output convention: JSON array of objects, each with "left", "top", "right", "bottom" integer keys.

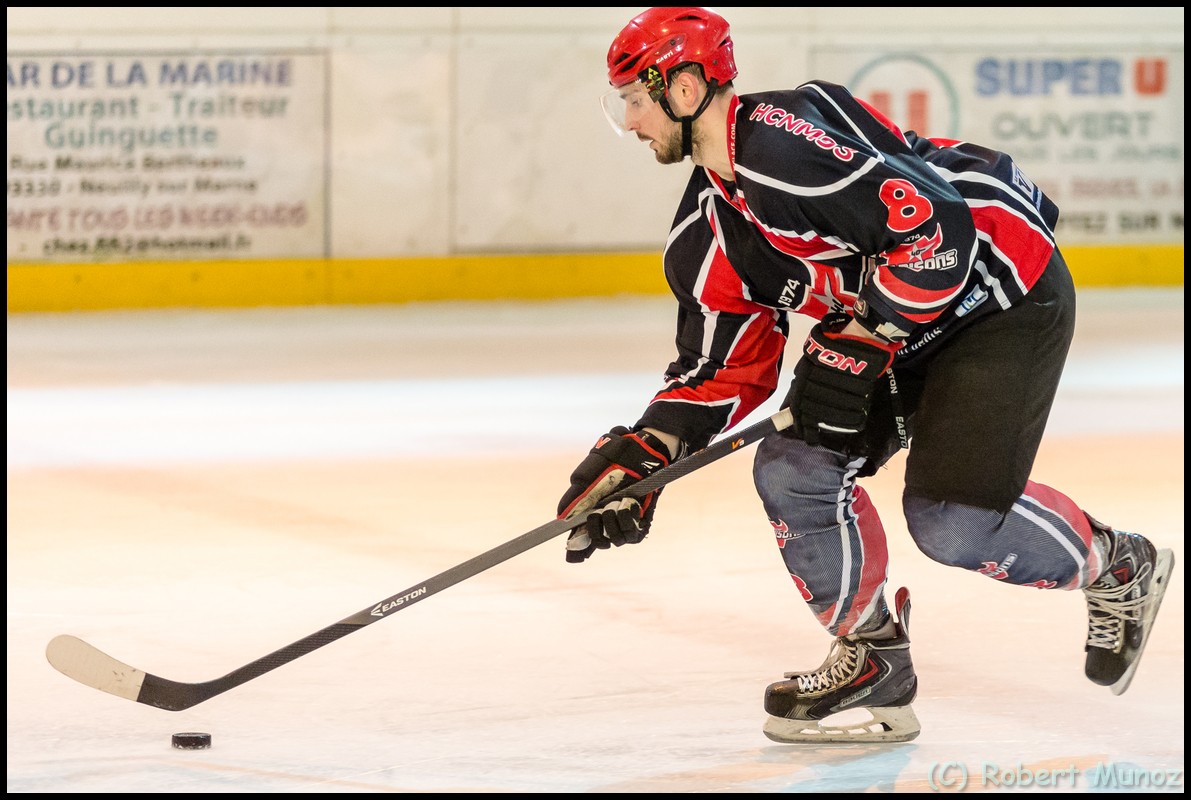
[{"left": 606, "top": 7, "right": 737, "bottom": 93}]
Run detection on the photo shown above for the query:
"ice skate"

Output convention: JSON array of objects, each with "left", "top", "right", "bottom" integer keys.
[
  {"left": 1084, "top": 524, "right": 1175, "bottom": 695},
  {"left": 763, "top": 587, "right": 920, "bottom": 744}
]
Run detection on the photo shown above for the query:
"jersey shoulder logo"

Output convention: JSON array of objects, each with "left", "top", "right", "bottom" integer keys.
[{"left": 881, "top": 224, "right": 958, "bottom": 272}]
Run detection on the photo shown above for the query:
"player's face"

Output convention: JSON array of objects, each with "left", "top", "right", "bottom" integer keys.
[
  {"left": 601, "top": 83, "right": 682, "bottom": 164},
  {"left": 601, "top": 83, "right": 651, "bottom": 136}
]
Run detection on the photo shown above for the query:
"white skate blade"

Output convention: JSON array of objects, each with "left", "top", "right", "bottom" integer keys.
[
  {"left": 763, "top": 705, "right": 921, "bottom": 744},
  {"left": 1109, "top": 548, "right": 1175, "bottom": 696}
]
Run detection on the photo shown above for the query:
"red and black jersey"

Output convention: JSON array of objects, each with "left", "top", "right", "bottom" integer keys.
[{"left": 635, "top": 80, "right": 1060, "bottom": 450}]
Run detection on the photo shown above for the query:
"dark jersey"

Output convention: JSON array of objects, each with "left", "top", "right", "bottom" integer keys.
[{"left": 635, "top": 80, "right": 1060, "bottom": 450}]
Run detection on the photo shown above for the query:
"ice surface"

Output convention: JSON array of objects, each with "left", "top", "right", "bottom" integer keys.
[{"left": 7, "top": 289, "right": 1184, "bottom": 792}]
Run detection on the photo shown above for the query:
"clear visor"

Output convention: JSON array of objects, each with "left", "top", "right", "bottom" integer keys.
[{"left": 600, "top": 83, "right": 654, "bottom": 137}]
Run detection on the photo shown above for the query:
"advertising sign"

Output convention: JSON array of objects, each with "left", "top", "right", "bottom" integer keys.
[
  {"left": 7, "top": 51, "right": 327, "bottom": 262},
  {"left": 816, "top": 48, "right": 1184, "bottom": 244}
]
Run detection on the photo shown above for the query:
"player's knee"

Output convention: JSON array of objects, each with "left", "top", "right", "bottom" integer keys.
[
  {"left": 902, "top": 493, "right": 999, "bottom": 569},
  {"left": 752, "top": 435, "right": 820, "bottom": 503}
]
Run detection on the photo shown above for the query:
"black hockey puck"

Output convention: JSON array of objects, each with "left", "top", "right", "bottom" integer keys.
[{"left": 171, "top": 732, "right": 212, "bottom": 749}]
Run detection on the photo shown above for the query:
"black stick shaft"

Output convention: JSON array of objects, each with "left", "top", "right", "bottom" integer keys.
[{"left": 58, "top": 409, "right": 792, "bottom": 711}]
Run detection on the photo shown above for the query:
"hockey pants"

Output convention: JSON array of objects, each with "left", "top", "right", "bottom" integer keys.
[{"left": 752, "top": 250, "right": 1107, "bottom": 637}]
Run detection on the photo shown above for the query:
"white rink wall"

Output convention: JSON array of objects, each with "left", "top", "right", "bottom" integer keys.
[{"left": 7, "top": 7, "right": 1184, "bottom": 260}]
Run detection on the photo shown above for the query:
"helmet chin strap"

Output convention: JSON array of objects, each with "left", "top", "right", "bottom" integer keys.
[{"left": 660, "top": 80, "right": 720, "bottom": 159}]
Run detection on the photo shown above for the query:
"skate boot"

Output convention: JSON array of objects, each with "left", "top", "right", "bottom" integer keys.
[
  {"left": 763, "top": 587, "right": 920, "bottom": 744},
  {"left": 1084, "top": 522, "right": 1175, "bottom": 695}
]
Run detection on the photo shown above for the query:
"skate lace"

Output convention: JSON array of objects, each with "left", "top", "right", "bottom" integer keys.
[
  {"left": 1085, "top": 562, "right": 1152, "bottom": 649},
  {"left": 786, "top": 638, "right": 862, "bottom": 694}
]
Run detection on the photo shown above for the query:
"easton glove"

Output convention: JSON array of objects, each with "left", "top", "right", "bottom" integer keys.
[
  {"left": 557, "top": 426, "right": 675, "bottom": 563},
  {"left": 784, "top": 314, "right": 897, "bottom": 447}
]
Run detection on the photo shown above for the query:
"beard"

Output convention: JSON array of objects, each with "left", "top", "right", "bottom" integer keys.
[{"left": 651, "top": 123, "right": 687, "bottom": 165}]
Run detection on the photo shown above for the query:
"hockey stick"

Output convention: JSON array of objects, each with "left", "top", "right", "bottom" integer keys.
[{"left": 46, "top": 408, "right": 794, "bottom": 712}]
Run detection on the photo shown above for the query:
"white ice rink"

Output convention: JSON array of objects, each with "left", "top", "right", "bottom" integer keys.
[{"left": 7, "top": 288, "right": 1185, "bottom": 793}]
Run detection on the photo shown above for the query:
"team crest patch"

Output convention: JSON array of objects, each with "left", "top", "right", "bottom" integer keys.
[{"left": 882, "top": 224, "right": 958, "bottom": 272}]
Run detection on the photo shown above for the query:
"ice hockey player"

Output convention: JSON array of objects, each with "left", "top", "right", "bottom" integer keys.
[{"left": 555, "top": 7, "right": 1175, "bottom": 743}]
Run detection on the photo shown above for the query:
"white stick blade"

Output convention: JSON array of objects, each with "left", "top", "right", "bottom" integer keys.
[{"left": 46, "top": 635, "right": 146, "bottom": 702}]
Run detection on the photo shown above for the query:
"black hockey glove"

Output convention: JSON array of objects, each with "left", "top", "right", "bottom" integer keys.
[
  {"left": 783, "top": 314, "right": 897, "bottom": 447},
  {"left": 557, "top": 426, "right": 675, "bottom": 563}
]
